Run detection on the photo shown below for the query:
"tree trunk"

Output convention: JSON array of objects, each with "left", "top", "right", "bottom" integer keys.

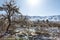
[
  {"left": 6, "top": 15, "right": 11, "bottom": 31},
  {"left": 0, "top": 13, "right": 11, "bottom": 38}
]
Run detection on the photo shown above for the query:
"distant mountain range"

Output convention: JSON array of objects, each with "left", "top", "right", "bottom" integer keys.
[
  {"left": 12, "top": 14, "right": 60, "bottom": 21},
  {"left": 26, "top": 15, "right": 60, "bottom": 21}
]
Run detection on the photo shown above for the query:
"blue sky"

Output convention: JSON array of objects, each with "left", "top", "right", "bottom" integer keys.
[{"left": 0, "top": 0, "right": 60, "bottom": 16}]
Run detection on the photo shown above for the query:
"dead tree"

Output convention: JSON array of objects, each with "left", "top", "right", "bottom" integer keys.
[{"left": 0, "top": 0, "right": 21, "bottom": 38}]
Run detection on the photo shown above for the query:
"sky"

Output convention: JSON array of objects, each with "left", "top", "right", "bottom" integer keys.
[{"left": 0, "top": 0, "right": 60, "bottom": 16}]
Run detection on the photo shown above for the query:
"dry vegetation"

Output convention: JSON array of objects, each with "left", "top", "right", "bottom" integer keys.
[{"left": 0, "top": 0, "right": 60, "bottom": 40}]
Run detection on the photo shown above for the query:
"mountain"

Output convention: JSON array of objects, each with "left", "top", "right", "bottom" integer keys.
[
  {"left": 26, "top": 15, "right": 60, "bottom": 21},
  {"left": 12, "top": 14, "right": 60, "bottom": 21}
]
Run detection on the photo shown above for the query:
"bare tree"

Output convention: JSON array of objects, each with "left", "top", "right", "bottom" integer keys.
[{"left": 0, "top": 0, "right": 21, "bottom": 38}]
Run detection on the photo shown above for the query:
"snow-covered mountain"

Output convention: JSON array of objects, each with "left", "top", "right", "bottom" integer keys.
[
  {"left": 26, "top": 15, "right": 60, "bottom": 21},
  {"left": 12, "top": 14, "right": 60, "bottom": 21}
]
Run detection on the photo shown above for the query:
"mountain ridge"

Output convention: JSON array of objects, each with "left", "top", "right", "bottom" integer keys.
[{"left": 26, "top": 15, "right": 60, "bottom": 21}]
